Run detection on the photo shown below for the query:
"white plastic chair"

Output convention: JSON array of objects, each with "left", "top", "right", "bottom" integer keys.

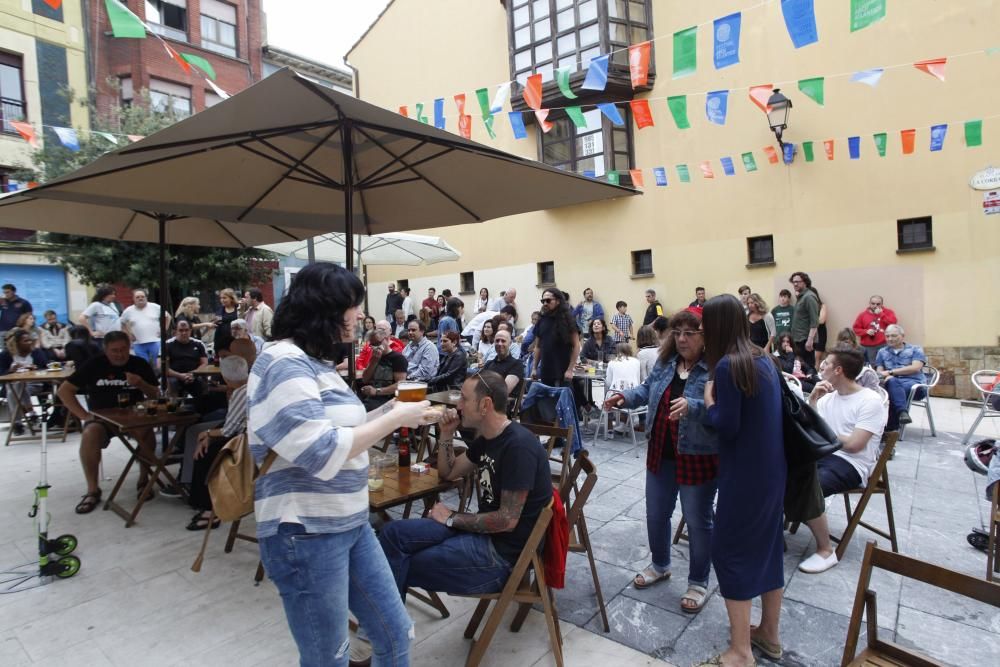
[
  {"left": 899, "top": 366, "right": 939, "bottom": 441},
  {"left": 782, "top": 372, "right": 804, "bottom": 399},
  {"left": 963, "top": 370, "right": 1000, "bottom": 445}
]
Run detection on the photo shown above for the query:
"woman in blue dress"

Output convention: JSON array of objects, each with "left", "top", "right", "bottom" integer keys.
[{"left": 699, "top": 294, "right": 786, "bottom": 667}]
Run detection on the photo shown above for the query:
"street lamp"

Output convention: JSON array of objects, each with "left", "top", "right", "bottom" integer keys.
[{"left": 766, "top": 88, "right": 792, "bottom": 151}]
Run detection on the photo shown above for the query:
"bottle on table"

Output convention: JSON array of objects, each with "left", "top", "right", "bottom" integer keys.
[{"left": 398, "top": 428, "right": 411, "bottom": 468}]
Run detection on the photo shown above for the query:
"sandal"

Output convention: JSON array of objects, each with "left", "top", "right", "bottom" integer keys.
[
  {"left": 186, "top": 514, "right": 221, "bottom": 531},
  {"left": 633, "top": 565, "right": 670, "bottom": 589},
  {"left": 75, "top": 490, "right": 102, "bottom": 514},
  {"left": 681, "top": 585, "right": 708, "bottom": 614},
  {"left": 750, "top": 626, "right": 783, "bottom": 660},
  {"left": 696, "top": 655, "right": 756, "bottom": 667}
]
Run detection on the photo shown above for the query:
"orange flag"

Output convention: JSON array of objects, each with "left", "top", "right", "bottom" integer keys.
[
  {"left": 823, "top": 140, "right": 835, "bottom": 160},
  {"left": 398, "top": 106, "right": 409, "bottom": 117},
  {"left": 10, "top": 121, "right": 38, "bottom": 147},
  {"left": 914, "top": 58, "right": 947, "bottom": 82},
  {"left": 534, "top": 109, "right": 554, "bottom": 133},
  {"left": 454, "top": 94, "right": 471, "bottom": 138},
  {"left": 749, "top": 84, "right": 773, "bottom": 113},
  {"left": 700, "top": 161, "right": 715, "bottom": 178},
  {"left": 163, "top": 43, "right": 192, "bottom": 74},
  {"left": 43, "top": 0, "right": 62, "bottom": 8},
  {"left": 523, "top": 74, "right": 543, "bottom": 110},
  {"left": 900, "top": 129, "right": 916, "bottom": 154},
  {"left": 628, "top": 41, "right": 651, "bottom": 88},
  {"left": 763, "top": 146, "right": 779, "bottom": 164},
  {"left": 629, "top": 169, "right": 644, "bottom": 188},
  {"left": 629, "top": 99, "right": 654, "bottom": 129}
]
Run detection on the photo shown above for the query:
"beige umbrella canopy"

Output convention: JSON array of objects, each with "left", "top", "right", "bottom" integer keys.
[{"left": 261, "top": 232, "right": 461, "bottom": 266}]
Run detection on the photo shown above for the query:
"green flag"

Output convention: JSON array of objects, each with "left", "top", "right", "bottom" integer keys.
[
  {"left": 475, "top": 88, "right": 496, "bottom": 138},
  {"left": 741, "top": 152, "right": 757, "bottom": 172},
  {"left": 607, "top": 171, "right": 620, "bottom": 186},
  {"left": 965, "top": 120, "right": 983, "bottom": 147},
  {"left": 565, "top": 106, "right": 587, "bottom": 129},
  {"left": 415, "top": 102, "right": 428, "bottom": 124},
  {"left": 181, "top": 54, "right": 216, "bottom": 80},
  {"left": 677, "top": 164, "right": 690, "bottom": 183},
  {"left": 798, "top": 77, "right": 824, "bottom": 106},
  {"left": 803, "top": 141, "right": 815, "bottom": 162},
  {"left": 850, "top": 0, "right": 886, "bottom": 32},
  {"left": 666, "top": 95, "right": 691, "bottom": 129},
  {"left": 555, "top": 68, "right": 578, "bottom": 99},
  {"left": 672, "top": 26, "right": 697, "bottom": 78},
  {"left": 104, "top": 0, "right": 146, "bottom": 38},
  {"left": 873, "top": 132, "right": 887, "bottom": 156}
]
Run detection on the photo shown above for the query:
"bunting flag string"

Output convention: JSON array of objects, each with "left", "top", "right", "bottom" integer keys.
[
  {"left": 797, "top": 77, "right": 824, "bottom": 106},
  {"left": 781, "top": 0, "right": 819, "bottom": 49},
  {"left": 10, "top": 121, "right": 38, "bottom": 147},
  {"left": 803, "top": 141, "right": 815, "bottom": 162},
  {"left": 713, "top": 13, "right": 742, "bottom": 69},
  {"left": 848, "top": 136, "right": 861, "bottom": 159},
  {"left": 850, "top": 0, "right": 886, "bottom": 32},
  {"left": 475, "top": 89, "right": 496, "bottom": 139},
  {"left": 914, "top": 58, "right": 948, "bottom": 82},
  {"left": 434, "top": 98, "right": 446, "bottom": 129},
  {"left": 850, "top": 68, "right": 884, "bottom": 87},
  {"left": 52, "top": 127, "right": 80, "bottom": 152},
  {"left": 581, "top": 55, "right": 609, "bottom": 91},
  {"left": 555, "top": 68, "right": 578, "bottom": 99},
  {"left": 706, "top": 90, "right": 729, "bottom": 125}
]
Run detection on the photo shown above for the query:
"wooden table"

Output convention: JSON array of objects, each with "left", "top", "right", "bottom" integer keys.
[
  {"left": 193, "top": 364, "right": 221, "bottom": 376},
  {"left": 92, "top": 407, "right": 200, "bottom": 527},
  {"left": 0, "top": 368, "right": 74, "bottom": 446},
  {"left": 426, "top": 390, "right": 461, "bottom": 407}
]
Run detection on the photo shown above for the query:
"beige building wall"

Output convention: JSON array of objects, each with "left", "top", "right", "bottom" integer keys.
[{"left": 349, "top": 0, "right": 1000, "bottom": 385}]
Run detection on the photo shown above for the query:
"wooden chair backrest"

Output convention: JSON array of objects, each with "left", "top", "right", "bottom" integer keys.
[
  {"left": 520, "top": 421, "right": 574, "bottom": 482},
  {"left": 557, "top": 450, "right": 597, "bottom": 529},
  {"left": 509, "top": 376, "right": 529, "bottom": 418}
]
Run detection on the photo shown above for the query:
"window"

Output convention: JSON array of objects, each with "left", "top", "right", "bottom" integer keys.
[
  {"left": 507, "top": 0, "right": 654, "bottom": 110},
  {"left": 537, "top": 261, "right": 555, "bottom": 286},
  {"left": 145, "top": 0, "right": 187, "bottom": 41},
  {"left": 200, "top": 0, "right": 237, "bottom": 57},
  {"left": 149, "top": 78, "right": 191, "bottom": 117},
  {"left": 204, "top": 90, "right": 223, "bottom": 108},
  {"left": 897, "top": 217, "right": 933, "bottom": 252},
  {"left": 460, "top": 272, "right": 475, "bottom": 294},
  {"left": 119, "top": 75, "right": 133, "bottom": 108},
  {"left": 539, "top": 107, "right": 633, "bottom": 180},
  {"left": 0, "top": 52, "right": 25, "bottom": 134},
  {"left": 746, "top": 235, "right": 775, "bottom": 266},
  {"left": 396, "top": 279, "right": 409, "bottom": 292},
  {"left": 631, "top": 249, "right": 652, "bottom": 276}
]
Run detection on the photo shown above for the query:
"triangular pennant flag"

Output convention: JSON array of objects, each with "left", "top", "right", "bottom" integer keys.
[
  {"left": 206, "top": 78, "right": 230, "bottom": 99},
  {"left": 475, "top": 88, "right": 495, "bottom": 138},
  {"left": 43, "top": 0, "right": 63, "bottom": 9},
  {"left": 748, "top": 84, "right": 773, "bottom": 113},
  {"left": 629, "top": 169, "right": 644, "bottom": 188},
  {"left": 741, "top": 152, "right": 758, "bottom": 172},
  {"left": 127, "top": 134, "right": 145, "bottom": 142},
  {"left": 433, "top": 98, "right": 445, "bottom": 129},
  {"left": 534, "top": 109, "right": 554, "bottom": 133},
  {"left": 458, "top": 114, "right": 472, "bottom": 139},
  {"left": 848, "top": 136, "right": 861, "bottom": 159},
  {"left": 596, "top": 103, "right": 624, "bottom": 126},
  {"left": 914, "top": 58, "right": 947, "bottom": 82},
  {"left": 705, "top": 90, "right": 728, "bottom": 125},
  {"left": 96, "top": 131, "right": 118, "bottom": 145},
  {"left": 850, "top": 68, "right": 884, "bottom": 87},
  {"left": 965, "top": 120, "right": 983, "bottom": 147},
  {"left": 104, "top": 0, "right": 146, "bottom": 38},
  {"left": 700, "top": 161, "right": 715, "bottom": 179},
  {"left": 763, "top": 146, "right": 779, "bottom": 164},
  {"left": 653, "top": 167, "right": 668, "bottom": 186},
  {"left": 565, "top": 106, "right": 587, "bottom": 129},
  {"left": 720, "top": 157, "right": 736, "bottom": 176},
  {"left": 508, "top": 111, "right": 527, "bottom": 139},
  {"left": 797, "top": 77, "right": 824, "bottom": 106},
  {"left": 555, "top": 68, "right": 578, "bottom": 99},
  {"left": 415, "top": 102, "right": 428, "bottom": 124},
  {"left": 163, "top": 43, "right": 191, "bottom": 74},
  {"left": 781, "top": 0, "right": 819, "bottom": 49},
  {"left": 181, "top": 54, "right": 217, "bottom": 81},
  {"left": 672, "top": 26, "right": 697, "bottom": 78},
  {"left": 607, "top": 171, "right": 620, "bottom": 186},
  {"left": 713, "top": 13, "right": 741, "bottom": 69},
  {"left": 629, "top": 99, "right": 654, "bottom": 129},
  {"left": 900, "top": 129, "right": 916, "bottom": 154},
  {"left": 783, "top": 143, "right": 796, "bottom": 164},
  {"left": 803, "top": 141, "right": 815, "bottom": 162},
  {"left": 489, "top": 82, "right": 510, "bottom": 114},
  {"left": 522, "top": 74, "right": 543, "bottom": 110},
  {"left": 629, "top": 41, "right": 651, "bottom": 88},
  {"left": 851, "top": 0, "right": 886, "bottom": 32},
  {"left": 10, "top": 121, "right": 37, "bottom": 147},
  {"left": 823, "top": 139, "right": 835, "bottom": 160},
  {"left": 398, "top": 106, "right": 409, "bottom": 117},
  {"left": 873, "top": 132, "right": 887, "bottom": 156},
  {"left": 581, "top": 54, "right": 609, "bottom": 91},
  {"left": 53, "top": 126, "right": 80, "bottom": 152},
  {"left": 929, "top": 124, "right": 947, "bottom": 152},
  {"left": 677, "top": 164, "right": 691, "bottom": 182},
  {"left": 666, "top": 95, "right": 690, "bottom": 129}
]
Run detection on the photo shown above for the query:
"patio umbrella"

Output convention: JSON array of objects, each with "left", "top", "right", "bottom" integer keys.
[{"left": 261, "top": 231, "right": 461, "bottom": 266}]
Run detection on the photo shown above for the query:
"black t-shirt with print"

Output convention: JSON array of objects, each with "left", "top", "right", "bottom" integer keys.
[
  {"left": 67, "top": 354, "right": 157, "bottom": 409},
  {"left": 484, "top": 353, "right": 524, "bottom": 394},
  {"left": 466, "top": 422, "right": 552, "bottom": 563}
]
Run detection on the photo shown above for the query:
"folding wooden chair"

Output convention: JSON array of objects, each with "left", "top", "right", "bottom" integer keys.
[
  {"left": 558, "top": 451, "right": 608, "bottom": 631},
  {"left": 521, "top": 421, "right": 574, "bottom": 486},
  {"left": 508, "top": 377, "right": 528, "bottom": 419},
  {"left": 830, "top": 431, "right": 899, "bottom": 561},
  {"left": 460, "top": 500, "right": 562, "bottom": 667},
  {"left": 841, "top": 541, "right": 1000, "bottom": 666},
  {"left": 223, "top": 515, "right": 265, "bottom": 583}
]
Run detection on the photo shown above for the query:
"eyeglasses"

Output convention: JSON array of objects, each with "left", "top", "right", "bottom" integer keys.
[
  {"left": 472, "top": 371, "right": 490, "bottom": 398},
  {"left": 540, "top": 298, "right": 554, "bottom": 304},
  {"left": 671, "top": 330, "right": 703, "bottom": 339}
]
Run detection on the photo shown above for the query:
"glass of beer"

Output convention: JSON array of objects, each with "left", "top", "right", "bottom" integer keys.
[
  {"left": 117, "top": 392, "right": 130, "bottom": 409},
  {"left": 396, "top": 381, "right": 427, "bottom": 402}
]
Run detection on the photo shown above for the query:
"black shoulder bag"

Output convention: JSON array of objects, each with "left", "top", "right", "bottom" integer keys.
[{"left": 780, "top": 379, "right": 841, "bottom": 467}]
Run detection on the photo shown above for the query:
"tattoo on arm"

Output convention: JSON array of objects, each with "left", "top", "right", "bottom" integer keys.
[{"left": 450, "top": 489, "right": 528, "bottom": 534}]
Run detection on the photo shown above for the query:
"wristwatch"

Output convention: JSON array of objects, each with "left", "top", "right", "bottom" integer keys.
[{"left": 446, "top": 511, "right": 456, "bottom": 528}]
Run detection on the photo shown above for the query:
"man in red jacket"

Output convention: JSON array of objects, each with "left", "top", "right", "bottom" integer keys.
[
  {"left": 355, "top": 320, "right": 404, "bottom": 371},
  {"left": 852, "top": 295, "right": 897, "bottom": 365}
]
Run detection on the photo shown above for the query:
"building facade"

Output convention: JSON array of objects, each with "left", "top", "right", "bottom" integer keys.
[{"left": 347, "top": 0, "right": 1000, "bottom": 399}]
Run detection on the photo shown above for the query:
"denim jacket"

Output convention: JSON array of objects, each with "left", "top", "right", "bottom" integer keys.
[{"left": 620, "top": 353, "right": 719, "bottom": 455}]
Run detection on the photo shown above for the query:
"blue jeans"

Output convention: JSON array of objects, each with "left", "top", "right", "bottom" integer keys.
[
  {"left": 861, "top": 344, "right": 884, "bottom": 366},
  {"left": 378, "top": 518, "right": 512, "bottom": 597},
  {"left": 132, "top": 341, "right": 160, "bottom": 365},
  {"left": 646, "top": 461, "right": 717, "bottom": 587},
  {"left": 885, "top": 375, "right": 922, "bottom": 430},
  {"left": 260, "top": 523, "right": 412, "bottom": 667}
]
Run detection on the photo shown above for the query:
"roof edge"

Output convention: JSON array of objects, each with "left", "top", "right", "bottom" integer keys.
[{"left": 344, "top": 0, "right": 397, "bottom": 61}]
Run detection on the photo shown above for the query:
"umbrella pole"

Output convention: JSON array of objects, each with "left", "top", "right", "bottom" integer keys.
[
  {"left": 158, "top": 215, "right": 168, "bottom": 394},
  {"left": 342, "top": 120, "right": 356, "bottom": 382}
]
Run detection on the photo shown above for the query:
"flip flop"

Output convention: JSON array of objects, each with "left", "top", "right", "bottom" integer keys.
[
  {"left": 680, "top": 585, "right": 708, "bottom": 614},
  {"left": 750, "top": 626, "right": 783, "bottom": 660},
  {"left": 633, "top": 565, "right": 670, "bottom": 589}
]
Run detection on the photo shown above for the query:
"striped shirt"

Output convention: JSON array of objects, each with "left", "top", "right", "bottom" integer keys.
[{"left": 248, "top": 340, "right": 369, "bottom": 539}]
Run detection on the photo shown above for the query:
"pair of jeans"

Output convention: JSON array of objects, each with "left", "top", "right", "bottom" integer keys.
[
  {"left": 646, "top": 461, "right": 717, "bottom": 588},
  {"left": 861, "top": 343, "right": 885, "bottom": 366},
  {"left": 884, "top": 375, "right": 922, "bottom": 430},
  {"left": 260, "top": 523, "right": 412, "bottom": 667},
  {"left": 378, "top": 518, "right": 512, "bottom": 597},
  {"left": 132, "top": 341, "right": 160, "bottom": 365}
]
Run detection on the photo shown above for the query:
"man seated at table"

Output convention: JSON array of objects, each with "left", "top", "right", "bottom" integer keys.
[
  {"left": 165, "top": 320, "right": 209, "bottom": 398},
  {"left": 358, "top": 330, "right": 408, "bottom": 410},
  {"left": 403, "top": 319, "right": 438, "bottom": 381},
  {"left": 427, "top": 330, "right": 468, "bottom": 392},
  {"left": 354, "top": 320, "right": 405, "bottom": 372},
  {"left": 57, "top": 331, "right": 159, "bottom": 514},
  {"left": 0, "top": 327, "right": 51, "bottom": 433},
  {"left": 483, "top": 329, "right": 524, "bottom": 397}
]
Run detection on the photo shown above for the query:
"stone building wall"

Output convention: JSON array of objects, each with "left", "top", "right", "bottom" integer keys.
[{"left": 924, "top": 345, "right": 1000, "bottom": 399}]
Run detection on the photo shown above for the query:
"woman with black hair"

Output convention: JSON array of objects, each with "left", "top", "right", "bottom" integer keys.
[
  {"left": 436, "top": 296, "right": 464, "bottom": 351},
  {"left": 580, "top": 318, "right": 616, "bottom": 363},
  {"left": 249, "top": 262, "right": 440, "bottom": 666},
  {"left": 78, "top": 286, "right": 120, "bottom": 349},
  {"left": 530, "top": 288, "right": 581, "bottom": 386}
]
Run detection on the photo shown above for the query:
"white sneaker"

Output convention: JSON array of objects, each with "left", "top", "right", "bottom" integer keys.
[{"left": 798, "top": 551, "right": 838, "bottom": 574}]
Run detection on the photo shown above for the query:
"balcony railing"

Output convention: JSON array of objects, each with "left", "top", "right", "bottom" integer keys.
[{"left": 1, "top": 97, "right": 25, "bottom": 134}]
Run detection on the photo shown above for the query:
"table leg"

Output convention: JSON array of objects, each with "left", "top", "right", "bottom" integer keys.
[{"left": 103, "top": 438, "right": 139, "bottom": 516}]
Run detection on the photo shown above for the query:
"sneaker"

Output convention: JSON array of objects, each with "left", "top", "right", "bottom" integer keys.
[
  {"left": 12, "top": 422, "right": 24, "bottom": 436},
  {"left": 897, "top": 410, "right": 912, "bottom": 425},
  {"left": 798, "top": 551, "right": 838, "bottom": 574},
  {"left": 159, "top": 484, "right": 184, "bottom": 498}
]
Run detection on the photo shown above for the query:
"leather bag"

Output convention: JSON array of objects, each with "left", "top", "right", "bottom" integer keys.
[{"left": 780, "top": 379, "right": 841, "bottom": 467}]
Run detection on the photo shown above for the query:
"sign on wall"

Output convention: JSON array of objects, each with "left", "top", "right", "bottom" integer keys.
[
  {"left": 983, "top": 190, "right": 1000, "bottom": 215},
  {"left": 970, "top": 166, "right": 1000, "bottom": 191}
]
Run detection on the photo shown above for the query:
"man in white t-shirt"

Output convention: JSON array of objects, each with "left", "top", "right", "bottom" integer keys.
[
  {"left": 119, "top": 289, "right": 168, "bottom": 365},
  {"left": 798, "top": 346, "right": 887, "bottom": 574}
]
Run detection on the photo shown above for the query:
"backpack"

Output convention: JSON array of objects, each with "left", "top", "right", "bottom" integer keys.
[{"left": 191, "top": 434, "right": 276, "bottom": 572}]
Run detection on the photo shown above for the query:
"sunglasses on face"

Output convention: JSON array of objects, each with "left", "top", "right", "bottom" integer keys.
[{"left": 540, "top": 298, "right": 554, "bottom": 304}]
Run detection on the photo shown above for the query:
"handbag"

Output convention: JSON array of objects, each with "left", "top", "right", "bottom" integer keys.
[{"left": 779, "top": 378, "right": 841, "bottom": 467}]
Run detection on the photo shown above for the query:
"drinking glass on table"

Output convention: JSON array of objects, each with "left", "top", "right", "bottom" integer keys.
[{"left": 117, "top": 392, "right": 131, "bottom": 409}]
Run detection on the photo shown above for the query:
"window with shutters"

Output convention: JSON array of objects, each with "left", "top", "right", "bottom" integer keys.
[
  {"left": 0, "top": 51, "right": 25, "bottom": 134},
  {"left": 145, "top": 0, "right": 187, "bottom": 41},
  {"left": 201, "top": 0, "right": 238, "bottom": 57}
]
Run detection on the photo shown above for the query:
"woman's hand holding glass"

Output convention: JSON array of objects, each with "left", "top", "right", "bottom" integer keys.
[{"left": 389, "top": 399, "right": 442, "bottom": 429}]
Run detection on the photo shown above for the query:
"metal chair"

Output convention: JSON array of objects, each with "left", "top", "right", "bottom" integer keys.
[
  {"left": 963, "top": 370, "right": 1000, "bottom": 445},
  {"left": 899, "top": 365, "right": 939, "bottom": 441}
]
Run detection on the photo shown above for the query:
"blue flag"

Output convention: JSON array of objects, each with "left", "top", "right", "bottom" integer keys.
[
  {"left": 433, "top": 98, "right": 445, "bottom": 129},
  {"left": 653, "top": 167, "right": 668, "bottom": 186},
  {"left": 720, "top": 157, "right": 735, "bottom": 176},
  {"left": 52, "top": 126, "right": 80, "bottom": 152},
  {"left": 781, "top": 0, "right": 819, "bottom": 49},
  {"left": 508, "top": 111, "right": 527, "bottom": 139},
  {"left": 705, "top": 90, "right": 729, "bottom": 125},
  {"left": 930, "top": 124, "right": 948, "bottom": 151},
  {"left": 596, "top": 103, "right": 624, "bottom": 125},
  {"left": 713, "top": 13, "right": 741, "bottom": 69},
  {"left": 783, "top": 143, "right": 796, "bottom": 164},
  {"left": 848, "top": 136, "right": 861, "bottom": 159},
  {"left": 581, "top": 54, "right": 609, "bottom": 91}
]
